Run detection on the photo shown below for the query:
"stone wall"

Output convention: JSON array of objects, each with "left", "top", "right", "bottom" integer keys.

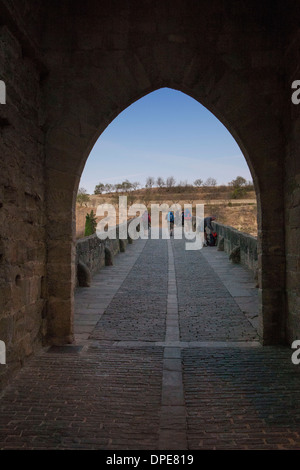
[
  {"left": 284, "top": 14, "right": 300, "bottom": 343},
  {"left": 0, "top": 2, "right": 47, "bottom": 390},
  {"left": 212, "top": 222, "right": 258, "bottom": 276},
  {"left": 76, "top": 223, "right": 131, "bottom": 285}
]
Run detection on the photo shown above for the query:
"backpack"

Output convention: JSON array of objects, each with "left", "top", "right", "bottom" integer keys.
[
  {"left": 184, "top": 208, "right": 192, "bottom": 220},
  {"left": 207, "top": 232, "right": 217, "bottom": 246},
  {"left": 167, "top": 212, "right": 174, "bottom": 222}
]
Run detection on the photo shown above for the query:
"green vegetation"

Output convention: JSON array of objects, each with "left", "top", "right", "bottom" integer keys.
[
  {"left": 229, "top": 176, "right": 254, "bottom": 199},
  {"left": 84, "top": 210, "right": 97, "bottom": 236}
]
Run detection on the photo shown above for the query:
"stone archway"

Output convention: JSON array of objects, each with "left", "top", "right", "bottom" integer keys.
[{"left": 43, "top": 1, "right": 286, "bottom": 346}]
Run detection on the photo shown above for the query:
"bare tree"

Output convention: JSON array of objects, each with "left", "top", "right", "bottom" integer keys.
[
  {"left": 145, "top": 176, "right": 155, "bottom": 188},
  {"left": 194, "top": 179, "right": 203, "bottom": 187},
  {"left": 204, "top": 177, "right": 217, "bottom": 187},
  {"left": 132, "top": 181, "right": 140, "bottom": 191},
  {"left": 104, "top": 183, "right": 113, "bottom": 193},
  {"left": 121, "top": 180, "right": 133, "bottom": 192},
  {"left": 166, "top": 176, "right": 176, "bottom": 188},
  {"left": 115, "top": 183, "right": 123, "bottom": 193},
  {"left": 156, "top": 176, "right": 165, "bottom": 188},
  {"left": 76, "top": 187, "right": 90, "bottom": 207}
]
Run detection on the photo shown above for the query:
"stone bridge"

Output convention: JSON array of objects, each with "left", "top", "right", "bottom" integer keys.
[
  {"left": 0, "top": 235, "right": 300, "bottom": 450},
  {"left": 0, "top": 0, "right": 300, "bottom": 450}
]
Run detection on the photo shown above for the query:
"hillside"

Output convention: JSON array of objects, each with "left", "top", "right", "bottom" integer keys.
[{"left": 76, "top": 186, "right": 257, "bottom": 239}]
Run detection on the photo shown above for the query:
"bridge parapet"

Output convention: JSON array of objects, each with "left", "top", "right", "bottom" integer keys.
[
  {"left": 212, "top": 222, "right": 258, "bottom": 276},
  {"left": 76, "top": 222, "right": 132, "bottom": 286}
]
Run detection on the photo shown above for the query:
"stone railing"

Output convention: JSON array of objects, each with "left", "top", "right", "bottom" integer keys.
[
  {"left": 212, "top": 221, "right": 258, "bottom": 275},
  {"left": 76, "top": 223, "right": 132, "bottom": 287}
]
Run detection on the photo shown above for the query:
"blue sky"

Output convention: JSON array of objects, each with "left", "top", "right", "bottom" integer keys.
[{"left": 80, "top": 88, "right": 252, "bottom": 194}]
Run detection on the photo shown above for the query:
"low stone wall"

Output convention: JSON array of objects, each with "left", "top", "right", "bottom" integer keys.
[
  {"left": 212, "top": 222, "right": 258, "bottom": 274},
  {"left": 76, "top": 223, "right": 132, "bottom": 286}
]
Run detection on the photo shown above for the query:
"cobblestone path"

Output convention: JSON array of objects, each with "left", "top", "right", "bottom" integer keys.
[
  {"left": 0, "top": 236, "right": 300, "bottom": 449},
  {"left": 173, "top": 238, "right": 258, "bottom": 342}
]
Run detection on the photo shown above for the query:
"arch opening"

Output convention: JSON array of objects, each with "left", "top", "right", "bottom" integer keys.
[
  {"left": 74, "top": 87, "right": 260, "bottom": 345},
  {"left": 45, "top": 83, "right": 286, "bottom": 347}
]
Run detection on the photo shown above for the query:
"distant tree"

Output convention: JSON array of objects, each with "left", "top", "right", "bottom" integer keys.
[
  {"left": 132, "top": 181, "right": 140, "bottom": 191},
  {"left": 118, "top": 180, "right": 136, "bottom": 205},
  {"left": 229, "top": 176, "right": 248, "bottom": 199},
  {"left": 166, "top": 176, "right": 176, "bottom": 188},
  {"left": 77, "top": 187, "right": 90, "bottom": 207},
  {"left": 84, "top": 210, "right": 97, "bottom": 236},
  {"left": 115, "top": 183, "right": 123, "bottom": 193},
  {"left": 156, "top": 177, "right": 165, "bottom": 188},
  {"left": 204, "top": 177, "right": 217, "bottom": 187},
  {"left": 145, "top": 176, "right": 155, "bottom": 188},
  {"left": 229, "top": 176, "right": 247, "bottom": 188},
  {"left": 104, "top": 183, "right": 113, "bottom": 193},
  {"left": 194, "top": 179, "right": 203, "bottom": 187},
  {"left": 121, "top": 179, "right": 133, "bottom": 192},
  {"left": 94, "top": 183, "right": 105, "bottom": 194}
]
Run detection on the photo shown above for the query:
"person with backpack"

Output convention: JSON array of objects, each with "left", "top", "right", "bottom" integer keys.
[
  {"left": 203, "top": 215, "right": 217, "bottom": 246},
  {"left": 166, "top": 211, "right": 175, "bottom": 237}
]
